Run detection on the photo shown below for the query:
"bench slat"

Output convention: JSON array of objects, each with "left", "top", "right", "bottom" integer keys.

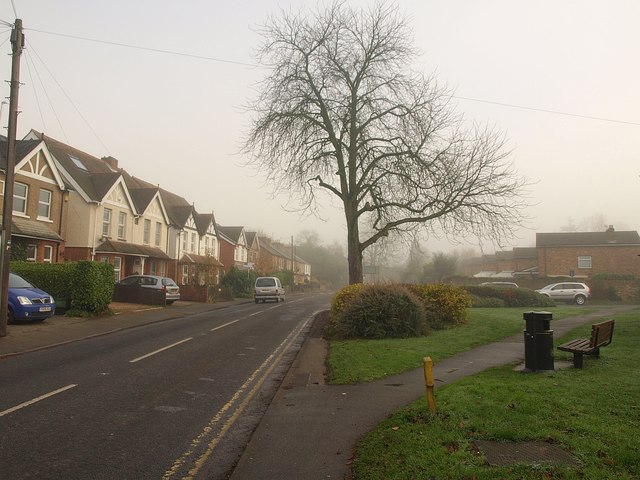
[
  {"left": 558, "top": 339, "right": 592, "bottom": 353},
  {"left": 556, "top": 319, "right": 615, "bottom": 369}
]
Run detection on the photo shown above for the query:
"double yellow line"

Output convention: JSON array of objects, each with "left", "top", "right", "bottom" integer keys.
[{"left": 163, "top": 314, "right": 312, "bottom": 479}]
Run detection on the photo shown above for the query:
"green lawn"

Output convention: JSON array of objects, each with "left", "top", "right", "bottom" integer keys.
[
  {"left": 327, "top": 307, "right": 601, "bottom": 384},
  {"left": 350, "top": 309, "right": 640, "bottom": 479}
]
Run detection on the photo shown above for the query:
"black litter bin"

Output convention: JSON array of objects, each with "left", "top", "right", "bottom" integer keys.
[{"left": 523, "top": 311, "right": 554, "bottom": 372}]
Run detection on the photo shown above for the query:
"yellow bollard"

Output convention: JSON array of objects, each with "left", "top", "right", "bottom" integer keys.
[{"left": 423, "top": 356, "right": 436, "bottom": 413}]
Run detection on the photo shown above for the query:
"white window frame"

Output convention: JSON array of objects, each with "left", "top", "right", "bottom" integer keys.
[
  {"left": 190, "top": 233, "right": 196, "bottom": 253},
  {"left": 26, "top": 243, "right": 37, "bottom": 261},
  {"left": 38, "top": 188, "right": 52, "bottom": 220},
  {"left": 182, "top": 264, "right": 189, "bottom": 284},
  {"left": 118, "top": 212, "right": 127, "bottom": 240},
  {"left": 43, "top": 245, "right": 53, "bottom": 263},
  {"left": 113, "top": 256, "right": 122, "bottom": 282},
  {"left": 143, "top": 219, "right": 151, "bottom": 244},
  {"left": 155, "top": 222, "right": 162, "bottom": 247},
  {"left": 13, "top": 182, "right": 28, "bottom": 215},
  {"left": 102, "top": 208, "right": 112, "bottom": 237},
  {"left": 578, "top": 255, "right": 592, "bottom": 269}
]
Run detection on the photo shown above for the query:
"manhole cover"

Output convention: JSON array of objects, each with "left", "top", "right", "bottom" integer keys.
[{"left": 473, "top": 440, "right": 580, "bottom": 467}]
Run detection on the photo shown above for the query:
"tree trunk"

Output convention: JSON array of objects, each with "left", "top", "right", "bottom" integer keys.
[{"left": 346, "top": 208, "right": 363, "bottom": 284}]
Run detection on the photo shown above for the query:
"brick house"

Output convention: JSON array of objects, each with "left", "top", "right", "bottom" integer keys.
[
  {"left": 0, "top": 136, "right": 68, "bottom": 263},
  {"left": 217, "top": 225, "right": 249, "bottom": 273},
  {"left": 537, "top": 226, "right": 640, "bottom": 278}
]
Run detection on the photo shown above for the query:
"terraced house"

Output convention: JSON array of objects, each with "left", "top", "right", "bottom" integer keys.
[
  {"left": 4, "top": 130, "right": 311, "bottom": 293},
  {"left": 0, "top": 135, "right": 68, "bottom": 263}
]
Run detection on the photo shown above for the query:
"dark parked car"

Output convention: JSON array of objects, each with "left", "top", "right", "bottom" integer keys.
[
  {"left": 117, "top": 275, "right": 180, "bottom": 304},
  {"left": 7, "top": 272, "right": 56, "bottom": 324}
]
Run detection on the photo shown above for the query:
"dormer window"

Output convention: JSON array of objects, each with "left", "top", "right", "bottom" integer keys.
[{"left": 70, "top": 155, "right": 88, "bottom": 172}]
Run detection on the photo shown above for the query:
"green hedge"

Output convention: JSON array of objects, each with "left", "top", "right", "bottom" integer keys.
[
  {"left": 463, "top": 285, "right": 555, "bottom": 308},
  {"left": 337, "top": 284, "right": 426, "bottom": 339},
  {"left": 327, "top": 283, "right": 472, "bottom": 339},
  {"left": 11, "top": 260, "right": 114, "bottom": 314}
]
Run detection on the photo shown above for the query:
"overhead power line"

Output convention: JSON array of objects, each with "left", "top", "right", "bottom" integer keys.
[
  {"left": 18, "top": 27, "right": 640, "bottom": 128},
  {"left": 27, "top": 27, "right": 258, "bottom": 68},
  {"left": 453, "top": 96, "right": 640, "bottom": 127}
]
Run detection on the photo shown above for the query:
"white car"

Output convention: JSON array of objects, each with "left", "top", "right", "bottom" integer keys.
[
  {"left": 535, "top": 282, "right": 590, "bottom": 305},
  {"left": 254, "top": 277, "right": 285, "bottom": 303}
]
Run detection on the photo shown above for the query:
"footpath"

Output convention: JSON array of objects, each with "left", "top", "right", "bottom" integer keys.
[
  {"left": 230, "top": 305, "right": 636, "bottom": 479},
  {"left": 1, "top": 302, "right": 635, "bottom": 479}
]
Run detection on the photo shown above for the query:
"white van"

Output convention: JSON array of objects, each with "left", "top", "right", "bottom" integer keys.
[{"left": 254, "top": 277, "right": 286, "bottom": 303}]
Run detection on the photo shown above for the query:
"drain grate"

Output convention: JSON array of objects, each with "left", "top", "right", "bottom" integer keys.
[{"left": 473, "top": 440, "right": 581, "bottom": 467}]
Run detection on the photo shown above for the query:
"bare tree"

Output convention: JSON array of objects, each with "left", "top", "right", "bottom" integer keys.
[{"left": 244, "top": 1, "right": 528, "bottom": 284}]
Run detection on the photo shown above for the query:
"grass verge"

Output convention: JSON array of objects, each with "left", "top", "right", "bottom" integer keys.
[
  {"left": 351, "top": 309, "right": 640, "bottom": 479},
  {"left": 327, "top": 307, "right": 600, "bottom": 384}
]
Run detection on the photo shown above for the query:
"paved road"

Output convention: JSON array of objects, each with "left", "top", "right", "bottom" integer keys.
[{"left": 0, "top": 293, "right": 331, "bottom": 479}]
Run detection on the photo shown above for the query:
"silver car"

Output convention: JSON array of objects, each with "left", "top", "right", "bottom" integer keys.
[
  {"left": 254, "top": 276, "right": 285, "bottom": 303},
  {"left": 535, "top": 282, "right": 590, "bottom": 305}
]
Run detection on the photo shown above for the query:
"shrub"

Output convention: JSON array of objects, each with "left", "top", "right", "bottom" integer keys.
[
  {"left": 326, "top": 283, "right": 368, "bottom": 339},
  {"left": 13, "top": 260, "right": 114, "bottom": 314},
  {"left": 464, "top": 285, "right": 555, "bottom": 308},
  {"left": 469, "top": 294, "right": 505, "bottom": 308},
  {"left": 69, "top": 261, "right": 114, "bottom": 312},
  {"left": 10, "top": 261, "right": 73, "bottom": 299},
  {"left": 221, "top": 267, "right": 257, "bottom": 297},
  {"left": 405, "top": 283, "right": 471, "bottom": 330},
  {"left": 338, "top": 284, "right": 426, "bottom": 339}
]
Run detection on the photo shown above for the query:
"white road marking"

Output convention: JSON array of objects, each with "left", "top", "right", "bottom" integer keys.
[
  {"left": 0, "top": 384, "right": 78, "bottom": 417},
  {"left": 210, "top": 319, "right": 239, "bottom": 331},
  {"left": 129, "top": 337, "right": 193, "bottom": 363}
]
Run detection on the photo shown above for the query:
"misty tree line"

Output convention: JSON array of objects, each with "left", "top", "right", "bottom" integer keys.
[{"left": 298, "top": 230, "right": 463, "bottom": 287}]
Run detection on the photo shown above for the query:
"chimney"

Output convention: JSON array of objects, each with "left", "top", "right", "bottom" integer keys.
[
  {"left": 102, "top": 156, "right": 119, "bottom": 170},
  {"left": 605, "top": 225, "right": 615, "bottom": 243}
]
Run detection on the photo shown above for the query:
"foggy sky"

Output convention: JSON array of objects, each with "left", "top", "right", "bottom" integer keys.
[{"left": 1, "top": 0, "right": 638, "bottom": 255}]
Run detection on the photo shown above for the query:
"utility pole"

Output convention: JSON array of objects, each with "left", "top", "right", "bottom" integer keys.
[{"left": 0, "top": 19, "right": 24, "bottom": 337}]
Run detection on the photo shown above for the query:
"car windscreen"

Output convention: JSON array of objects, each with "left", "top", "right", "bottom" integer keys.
[
  {"left": 9, "top": 273, "right": 34, "bottom": 288},
  {"left": 162, "top": 278, "right": 177, "bottom": 286},
  {"left": 256, "top": 278, "right": 276, "bottom": 287}
]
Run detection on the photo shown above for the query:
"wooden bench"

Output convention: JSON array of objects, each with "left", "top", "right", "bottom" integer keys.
[{"left": 557, "top": 319, "right": 615, "bottom": 369}]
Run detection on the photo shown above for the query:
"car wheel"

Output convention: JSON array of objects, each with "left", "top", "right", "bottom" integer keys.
[
  {"left": 166, "top": 300, "right": 174, "bottom": 305},
  {"left": 575, "top": 295, "right": 586, "bottom": 305},
  {"left": 7, "top": 308, "right": 15, "bottom": 325},
  {"left": 255, "top": 299, "right": 259, "bottom": 304}
]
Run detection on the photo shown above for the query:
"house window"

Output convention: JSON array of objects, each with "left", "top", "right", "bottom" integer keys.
[
  {"left": 190, "top": 233, "right": 196, "bottom": 253},
  {"left": 113, "top": 257, "right": 122, "bottom": 282},
  {"left": 25, "top": 243, "right": 37, "bottom": 261},
  {"left": 38, "top": 189, "right": 52, "bottom": 219},
  {"left": 160, "top": 261, "right": 166, "bottom": 276},
  {"left": 578, "top": 256, "right": 592, "bottom": 269},
  {"left": 182, "top": 264, "right": 189, "bottom": 284},
  {"left": 155, "top": 222, "right": 162, "bottom": 247},
  {"left": 150, "top": 260, "right": 157, "bottom": 275},
  {"left": 143, "top": 219, "right": 151, "bottom": 244},
  {"left": 182, "top": 232, "right": 187, "bottom": 252},
  {"left": 43, "top": 245, "right": 53, "bottom": 263},
  {"left": 204, "top": 237, "right": 209, "bottom": 254},
  {"left": 13, "top": 182, "right": 28, "bottom": 215},
  {"left": 102, "top": 208, "right": 112, "bottom": 237},
  {"left": 118, "top": 212, "right": 127, "bottom": 240}
]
